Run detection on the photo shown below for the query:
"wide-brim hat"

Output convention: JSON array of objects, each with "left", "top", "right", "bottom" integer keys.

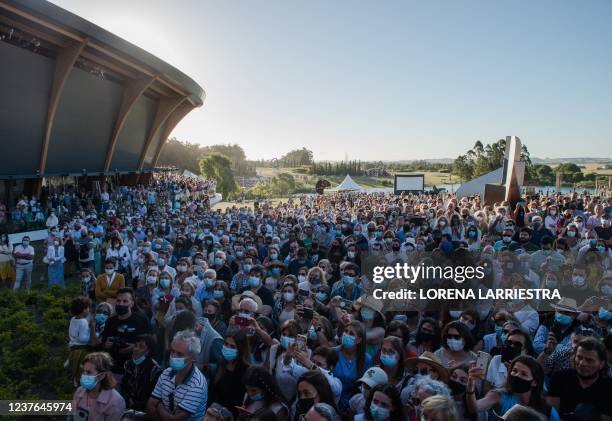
[
  {"left": 405, "top": 351, "right": 449, "bottom": 383},
  {"left": 354, "top": 294, "right": 383, "bottom": 314},
  {"left": 550, "top": 297, "right": 580, "bottom": 313},
  {"left": 231, "top": 290, "right": 263, "bottom": 312}
]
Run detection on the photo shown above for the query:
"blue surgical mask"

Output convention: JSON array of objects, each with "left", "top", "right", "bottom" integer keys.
[
  {"left": 280, "top": 335, "right": 295, "bottom": 349},
  {"left": 160, "top": 279, "right": 170, "bottom": 289},
  {"left": 342, "top": 275, "right": 355, "bottom": 286},
  {"left": 494, "top": 325, "right": 503, "bottom": 337},
  {"left": 271, "top": 267, "right": 282, "bottom": 276},
  {"left": 370, "top": 403, "right": 390, "bottom": 421},
  {"left": 204, "top": 278, "right": 214, "bottom": 288},
  {"left": 315, "top": 292, "right": 327, "bottom": 302},
  {"left": 554, "top": 312, "right": 572, "bottom": 326},
  {"left": 214, "top": 257, "right": 223, "bottom": 266},
  {"left": 243, "top": 264, "right": 253, "bottom": 272},
  {"left": 250, "top": 392, "right": 264, "bottom": 401},
  {"left": 248, "top": 276, "right": 261, "bottom": 288},
  {"left": 80, "top": 374, "right": 98, "bottom": 390},
  {"left": 360, "top": 308, "right": 375, "bottom": 321},
  {"left": 342, "top": 333, "right": 356, "bottom": 349},
  {"left": 213, "top": 290, "right": 224, "bottom": 299},
  {"left": 222, "top": 345, "right": 238, "bottom": 361},
  {"left": 157, "top": 258, "right": 165, "bottom": 266},
  {"left": 500, "top": 332, "right": 509, "bottom": 343},
  {"left": 132, "top": 354, "right": 146, "bottom": 366},
  {"left": 95, "top": 313, "right": 108, "bottom": 324},
  {"left": 169, "top": 356, "right": 186, "bottom": 371},
  {"left": 597, "top": 307, "right": 612, "bottom": 321},
  {"left": 308, "top": 326, "right": 317, "bottom": 341},
  {"left": 380, "top": 353, "right": 398, "bottom": 367}
]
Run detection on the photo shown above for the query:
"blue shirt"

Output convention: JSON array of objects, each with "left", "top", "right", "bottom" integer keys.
[{"left": 332, "top": 348, "right": 373, "bottom": 410}]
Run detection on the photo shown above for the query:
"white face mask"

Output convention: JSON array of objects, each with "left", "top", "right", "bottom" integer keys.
[
  {"left": 283, "top": 292, "right": 295, "bottom": 302},
  {"left": 447, "top": 338, "right": 465, "bottom": 352}
]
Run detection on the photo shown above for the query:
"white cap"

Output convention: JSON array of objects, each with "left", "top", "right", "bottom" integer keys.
[{"left": 357, "top": 367, "right": 388, "bottom": 388}]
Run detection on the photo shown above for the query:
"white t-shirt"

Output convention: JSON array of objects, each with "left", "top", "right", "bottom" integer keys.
[
  {"left": 485, "top": 354, "right": 508, "bottom": 388},
  {"left": 69, "top": 317, "right": 90, "bottom": 347}
]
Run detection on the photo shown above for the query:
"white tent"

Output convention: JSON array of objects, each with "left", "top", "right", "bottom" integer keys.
[{"left": 329, "top": 174, "right": 364, "bottom": 192}]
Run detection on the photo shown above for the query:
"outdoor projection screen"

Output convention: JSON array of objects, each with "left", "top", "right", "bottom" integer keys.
[{"left": 394, "top": 174, "right": 425, "bottom": 194}]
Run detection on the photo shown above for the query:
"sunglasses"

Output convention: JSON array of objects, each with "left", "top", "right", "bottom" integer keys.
[
  {"left": 414, "top": 367, "right": 433, "bottom": 376},
  {"left": 446, "top": 334, "right": 462, "bottom": 340}
]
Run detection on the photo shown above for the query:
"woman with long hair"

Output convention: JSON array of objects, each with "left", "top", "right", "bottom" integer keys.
[
  {"left": 333, "top": 320, "right": 373, "bottom": 411},
  {"left": 293, "top": 370, "right": 339, "bottom": 420},
  {"left": 356, "top": 383, "right": 403, "bottom": 421},
  {"left": 242, "top": 365, "right": 288, "bottom": 421},
  {"left": 466, "top": 355, "right": 560, "bottom": 420},
  {"left": 378, "top": 336, "right": 410, "bottom": 392},
  {"left": 209, "top": 329, "right": 251, "bottom": 417},
  {"left": 408, "top": 317, "right": 441, "bottom": 356}
]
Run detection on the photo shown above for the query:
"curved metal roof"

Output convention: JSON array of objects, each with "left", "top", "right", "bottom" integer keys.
[{"left": 0, "top": 0, "right": 205, "bottom": 179}]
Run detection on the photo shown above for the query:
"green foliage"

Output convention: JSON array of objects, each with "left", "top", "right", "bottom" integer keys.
[
  {"left": 0, "top": 287, "right": 77, "bottom": 400},
  {"left": 310, "top": 160, "right": 364, "bottom": 176},
  {"left": 452, "top": 139, "right": 532, "bottom": 182},
  {"left": 526, "top": 164, "right": 555, "bottom": 185},
  {"left": 199, "top": 153, "right": 238, "bottom": 198},
  {"left": 553, "top": 162, "right": 585, "bottom": 183},
  {"left": 244, "top": 173, "right": 310, "bottom": 198},
  {"left": 158, "top": 139, "right": 256, "bottom": 176},
  {"left": 279, "top": 148, "right": 313, "bottom": 167}
]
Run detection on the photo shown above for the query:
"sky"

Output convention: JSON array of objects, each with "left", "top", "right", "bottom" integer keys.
[{"left": 49, "top": 0, "right": 612, "bottom": 161}]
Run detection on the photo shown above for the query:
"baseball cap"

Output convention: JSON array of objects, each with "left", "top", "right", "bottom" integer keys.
[{"left": 357, "top": 367, "right": 388, "bottom": 388}]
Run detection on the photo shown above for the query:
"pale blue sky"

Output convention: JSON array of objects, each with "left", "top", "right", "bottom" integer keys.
[{"left": 50, "top": 0, "right": 612, "bottom": 161}]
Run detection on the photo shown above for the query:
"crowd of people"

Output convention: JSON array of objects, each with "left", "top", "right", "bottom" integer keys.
[{"left": 2, "top": 172, "right": 612, "bottom": 421}]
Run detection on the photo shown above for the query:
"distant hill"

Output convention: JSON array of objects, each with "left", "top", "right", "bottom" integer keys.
[{"left": 532, "top": 157, "right": 611, "bottom": 165}]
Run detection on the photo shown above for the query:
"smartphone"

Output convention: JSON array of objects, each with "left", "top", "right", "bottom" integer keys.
[
  {"left": 302, "top": 307, "right": 314, "bottom": 320},
  {"left": 234, "top": 316, "right": 250, "bottom": 328},
  {"left": 235, "top": 406, "right": 254, "bottom": 417},
  {"left": 296, "top": 334, "right": 307, "bottom": 352},
  {"left": 338, "top": 298, "right": 353, "bottom": 310},
  {"left": 475, "top": 351, "right": 491, "bottom": 371}
]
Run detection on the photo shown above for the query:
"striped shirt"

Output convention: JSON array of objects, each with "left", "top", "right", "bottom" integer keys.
[{"left": 151, "top": 365, "right": 207, "bottom": 420}]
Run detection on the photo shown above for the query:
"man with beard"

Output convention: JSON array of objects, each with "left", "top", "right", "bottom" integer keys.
[
  {"left": 547, "top": 337, "right": 611, "bottom": 420},
  {"left": 101, "top": 288, "right": 151, "bottom": 386}
]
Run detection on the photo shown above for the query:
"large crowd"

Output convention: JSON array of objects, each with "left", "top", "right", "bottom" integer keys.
[{"left": 1, "top": 172, "right": 611, "bottom": 421}]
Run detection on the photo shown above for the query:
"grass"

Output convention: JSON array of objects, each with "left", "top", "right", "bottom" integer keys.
[
  {"left": 255, "top": 167, "right": 455, "bottom": 188},
  {"left": 212, "top": 198, "right": 291, "bottom": 211}
]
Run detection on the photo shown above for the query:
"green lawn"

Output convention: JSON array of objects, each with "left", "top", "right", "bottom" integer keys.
[{"left": 255, "top": 167, "right": 455, "bottom": 188}]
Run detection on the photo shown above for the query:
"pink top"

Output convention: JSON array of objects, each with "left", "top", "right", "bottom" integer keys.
[{"left": 72, "top": 387, "right": 126, "bottom": 420}]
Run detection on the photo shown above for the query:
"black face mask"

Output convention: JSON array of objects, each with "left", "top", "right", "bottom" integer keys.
[
  {"left": 115, "top": 305, "right": 129, "bottom": 316},
  {"left": 449, "top": 380, "right": 466, "bottom": 395},
  {"left": 501, "top": 344, "right": 522, "bottom": 363},
  {"left": 296, "top": 398, "right": 315, "bottom": 416},
  {"left": 392, "top": 246, "right": 400, "bottom": 252},
  {"left": 509, "top": 374, "right": 533, "bottom": 394},
  {"left": 417, "top": 331, "right": 436, "bottom": 343}
]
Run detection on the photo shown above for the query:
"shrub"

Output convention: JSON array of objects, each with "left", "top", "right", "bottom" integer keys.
[{"left": 0, "top": 288, "right": 77, "bottom": 400}]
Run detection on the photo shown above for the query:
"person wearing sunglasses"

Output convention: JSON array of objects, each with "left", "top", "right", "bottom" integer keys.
[{"left": 484, "top": 329, "right": 533, "bottom": 390}]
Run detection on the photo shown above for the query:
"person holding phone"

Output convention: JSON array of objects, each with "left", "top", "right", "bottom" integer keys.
[
  {"left": 466, "top": 355, "right": 559, "bottom": 420},
  {"left": 208, "top": 329, "right": 250, "bottom": 417},
  {"left": 240, "top": 366, "right": 288, "bottom": 421}
]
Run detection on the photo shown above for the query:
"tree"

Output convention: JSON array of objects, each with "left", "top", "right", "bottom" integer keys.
[
  {"left": 279, "top": 148, "right": 314, "bottom": 167},
  {"left": 555, "top": 163, "right": 584, "bottom": 183},
  {"left": 199, "top": 154, "right": 237, "bottom": 197},
  {"left": 270, "top": 173, "right": 296, "bottom": 196},
  {"left": 452, "top": 138, "right": 533, "bottom": 181}
]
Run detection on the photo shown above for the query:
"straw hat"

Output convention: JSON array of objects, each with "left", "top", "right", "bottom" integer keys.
[
  {"left": 550, "top": 297, "right": 580, "bottom": 314},
  {"left": 405, "top": 351, "right": 449, "bottom": 383}
]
